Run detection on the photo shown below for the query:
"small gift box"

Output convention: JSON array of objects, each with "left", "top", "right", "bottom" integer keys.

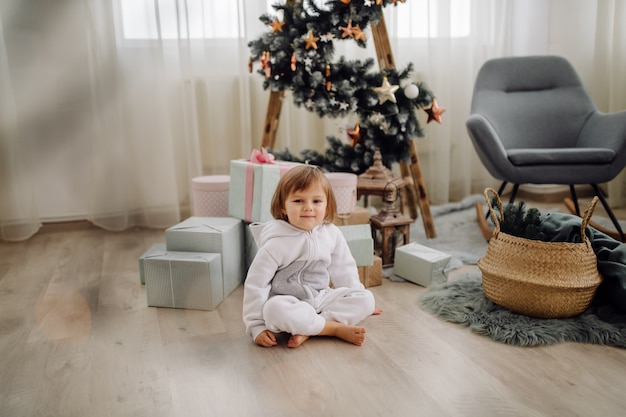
[
  {"left": 144, "top": 251, "right": 223, "bottom": 311},
  {"left": 358, "top": 255, "right": 383, "bottom": 288},
  {"left": 165, "top": 217, "right": 244, "bottom": 298},
  {"left": 338, "top": 224, "right": 374, "bottom": 266},
  {"left": 139, "top": 242, "right": 166, "bottom": 284},
  {"left": 325, "top": 172, "right": 357, "bottom": 216},
  {"left": 332, "top": 205, "right": 371, "bottom": 226},
  {"left": 228, "top": 148, "right": 301, "bottom": 223},
  {"left": 191, "top": 175, "right": 230, "bottom": 217},
  {"left": 393, "top": 242, "right": 451, "bottom": 287}
]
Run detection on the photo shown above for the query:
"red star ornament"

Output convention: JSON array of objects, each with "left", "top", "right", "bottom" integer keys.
[
  {"left": 424, "top": 98, "right": 446, "bottom": 124},
  {"left": 347, "top": 123, "right": 361, "bottom": 147},
  {"left": 340, "top": 21, "right": 355, "bottom": 38}
]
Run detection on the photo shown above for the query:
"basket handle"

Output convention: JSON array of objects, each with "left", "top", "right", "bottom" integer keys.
[
  {"left": 483, "top": 187, "right": 599, "bottom": 247},
  {"left": 580, "top": 196, "right": 599, "bottom": 247},
  {"left": 483, "top": 187, "right": 504, "bottom": 237}
]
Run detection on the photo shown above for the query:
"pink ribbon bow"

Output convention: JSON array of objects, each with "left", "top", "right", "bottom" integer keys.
[{"left": 249, "top": 148, "right": 275, "bottom": 164}]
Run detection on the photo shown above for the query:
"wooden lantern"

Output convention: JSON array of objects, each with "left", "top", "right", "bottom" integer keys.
[
  {"left": 370, "top": 182, "right": 413, "bottom": 267},
  {"left": 357, "top": 148, "right": 407, "bottom": 213}
]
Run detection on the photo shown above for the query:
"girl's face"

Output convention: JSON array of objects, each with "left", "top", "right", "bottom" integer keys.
[{"left": 282, "top": 182, "right": 328, "bottom": 231}]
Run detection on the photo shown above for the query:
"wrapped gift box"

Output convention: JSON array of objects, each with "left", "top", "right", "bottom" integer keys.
[
  {"left": 144, "top": 251, "right": 223, "bottom": 311},
  {"left": 191, "top": 175, "right": 230, "bottom": 217},
  {"left": 228, "top": 159, "right": 300, "bottom": 223},
  {"left": 244, "top": 223, "right": 258, "bottom": 273},
  {"left": 165, "top": 217, "right": 244, "bottom": 297},
  {"left": 332, "top": 205, "right": 371, "bottom": 226},
  {"left": 358, "top": 255, "right": 382, "bottom": 288},
  {"left": 139, "top": 242, "right": 166, "bottom": 284},
  {"left": 393, "top": 242, "right": 451, "bottom": 287},
  {"left": 338, "top": 224, "right": 374, "bottom": 266}
]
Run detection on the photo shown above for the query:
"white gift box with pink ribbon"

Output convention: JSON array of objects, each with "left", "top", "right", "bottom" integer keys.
[{"left": 228, "top": 149, "right": 301, "bottom": 223}]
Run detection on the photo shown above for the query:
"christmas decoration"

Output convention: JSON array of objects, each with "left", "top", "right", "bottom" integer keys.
[
  {"left": 373, "top": 76, "right": 399, "bottom": 104},
  {"left": 347, "top": 123, "right": 361, "bottom": 146},
  {"left": 403, "top": 83, "right": 420, "bottom": 99},
  {"left": 248, "top": 0, "right": 442, "bottom": 174},
  {"left": 424, "top": 98, "right": 446, "bottom": 124},
  {"left": 303, "top": 30, "right": 320, "bottom": 50},
  {"left": 268, "top": 17, "right": 285, "bottom": 33}
]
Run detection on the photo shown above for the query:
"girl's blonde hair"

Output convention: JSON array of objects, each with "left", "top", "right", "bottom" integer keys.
[{"left": 270, "top": 165, "right": 337, "bottom": 223}]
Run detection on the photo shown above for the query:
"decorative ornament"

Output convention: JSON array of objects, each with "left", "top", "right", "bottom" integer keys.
[
  {"left": 424, "top": 98, "right": 446, "bottom": 124},
  {"left": 348, "top": 123, "right": 361, "bottom": 146},
  {"left": 364, "top": 0, "right": 373, "bottom": 6},
  {"left": 268, "top": 17, "right": 285, "bottom": 33},
  {"left": 352, "top": 26, "right": 366, "bottom": 42},
  {"left": 376, "top": 0, "right": 384, "bottom": 5},
  {"left": 321, "top": 32, "right": 335, "bottom": 42},
  {"left": 304, "top": 30, "right": 320, "bottom": 50},
  {"left": 403, "top": 83, "right": 419, "bottom": 99},
  {"left": 340, "top": 0, "right": 352, "bottom": 4},
  {"left": 291, "top": 53, "right": 297, "bottom": 71},
  {"left": 325, "top": 64, "right": 332, "bottom": 91},
  {"left": 373, "top": 77, "right": 399, "bottom": 104},
  {"left": 340, "top": 20, "right": 355, "bottom": 38},
  {"left": 263, "top": 51, "right": 272, "bottom": 78}
]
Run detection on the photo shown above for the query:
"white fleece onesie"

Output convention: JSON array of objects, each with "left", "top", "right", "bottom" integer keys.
[{"left": 242, "top": 220, "right": 375, "bottom": 342}]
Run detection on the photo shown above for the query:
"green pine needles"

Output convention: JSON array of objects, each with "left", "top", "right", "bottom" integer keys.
[{"left": 493, "top": 198, "right": 545, "bottom": 241}]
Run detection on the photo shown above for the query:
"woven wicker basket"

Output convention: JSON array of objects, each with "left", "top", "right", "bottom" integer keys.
[{"left": 477, "top": 188, "right": 603, "bottom": 319}]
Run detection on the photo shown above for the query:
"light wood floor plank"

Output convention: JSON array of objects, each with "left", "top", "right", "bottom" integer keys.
[{"left": 1, "top": 218, "right": 625, "bottom": 417}]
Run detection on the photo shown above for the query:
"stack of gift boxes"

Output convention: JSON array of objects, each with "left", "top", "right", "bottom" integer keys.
[{"left": 138, "top": 156, "right": 382, "bottom": 311}]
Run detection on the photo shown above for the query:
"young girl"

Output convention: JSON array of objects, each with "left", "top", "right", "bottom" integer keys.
[{"left": 243, "top": 165, "right": 381, "bottom": 348}]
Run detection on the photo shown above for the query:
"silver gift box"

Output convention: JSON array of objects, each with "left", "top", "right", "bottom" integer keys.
[
  {"left": 393, "top": 242, "right": 451, "bottom": 287},
  {"left": 144, "top": 251, "right": 223, "bottom": 311},
  {"left": 165, "top": 216, "right": 244, "bottom": 298}
]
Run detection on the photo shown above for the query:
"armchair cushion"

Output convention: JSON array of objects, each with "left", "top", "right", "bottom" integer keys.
[{"left": 507, "top": 148, "right": 616, "bottom": 166}]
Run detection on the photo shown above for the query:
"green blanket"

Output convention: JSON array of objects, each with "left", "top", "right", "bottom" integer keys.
[{"left": 540, "top": 212, "right": 626, "bottom": 318}]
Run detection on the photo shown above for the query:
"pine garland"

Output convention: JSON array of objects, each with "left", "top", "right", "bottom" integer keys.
[
  {"left": 492, "top": 198, "right": 545, "bottom": 241},
  {"left": 248, "top": 0, "right": 437, "bottom": 173}
]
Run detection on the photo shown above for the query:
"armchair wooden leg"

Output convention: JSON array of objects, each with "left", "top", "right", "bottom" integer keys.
[{"left": 564, "top": 184, "right": 625, "bottom": 242}]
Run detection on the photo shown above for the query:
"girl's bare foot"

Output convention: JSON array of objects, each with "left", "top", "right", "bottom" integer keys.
[
  {"left": 287, "top": 334, "right": 309, "bottom": 348},
  {"left": 336, "top": 326, "right": 366, "bottom": 346},
  {"left": 319, "top": 321, "right": 367, "bottom": 346}
]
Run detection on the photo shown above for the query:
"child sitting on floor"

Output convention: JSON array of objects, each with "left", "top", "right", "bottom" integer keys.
[{"left": 243, "top": 165, "right": 382, "bottom": 348}]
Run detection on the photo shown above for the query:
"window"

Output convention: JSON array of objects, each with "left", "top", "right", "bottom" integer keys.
[
  {"left": 119, "top": 0, "right": 241, "bottom": 39},
  {"left": 118, "top": 0, "right": 471, "bottom": 41},
  {"left": 395, "top": 0, "right": 471, "bottom": 38}
]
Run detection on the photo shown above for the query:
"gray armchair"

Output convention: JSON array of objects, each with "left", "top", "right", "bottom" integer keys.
[{"left": 466, "top": 55, "right": 626, "bottom": 240}]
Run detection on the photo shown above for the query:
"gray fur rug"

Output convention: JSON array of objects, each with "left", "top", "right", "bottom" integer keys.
[
  {"left": 411, "top": 195, "right": 487, "bottom": 267},
  {"left": 419, "top": 269, "right": 626, "bottom": 348}
]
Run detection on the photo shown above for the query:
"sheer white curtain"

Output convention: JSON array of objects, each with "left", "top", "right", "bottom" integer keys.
[{"left": 1, "top": 0, "right": 625, "bottom": 241}]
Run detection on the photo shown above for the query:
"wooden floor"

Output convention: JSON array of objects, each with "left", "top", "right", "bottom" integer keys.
[{"left": 2, "top": 204, "right": 626, "bottom": 417}]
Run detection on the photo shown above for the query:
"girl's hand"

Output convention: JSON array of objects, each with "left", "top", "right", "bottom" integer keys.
[
  {"left": 255, "top": 330, "right": 278, "bottom": 347},
  {"left": 372, "top": 308, "right": 383, "bottom": 315}
]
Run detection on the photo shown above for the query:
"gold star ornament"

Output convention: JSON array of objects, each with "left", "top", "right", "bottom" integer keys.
[
  {"left": 373, "top": 77, "right": 399, "bottom": 104},
  {"left": 304, "top": 30, "right": 320, "bottom": 50},
  {"left": 268, "top": 17, "right": 285, "bottom": 33}
]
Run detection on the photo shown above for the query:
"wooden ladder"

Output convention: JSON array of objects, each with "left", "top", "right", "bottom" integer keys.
[{"left": 259, "top": 12, "right": 437, "bottom": 238}]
